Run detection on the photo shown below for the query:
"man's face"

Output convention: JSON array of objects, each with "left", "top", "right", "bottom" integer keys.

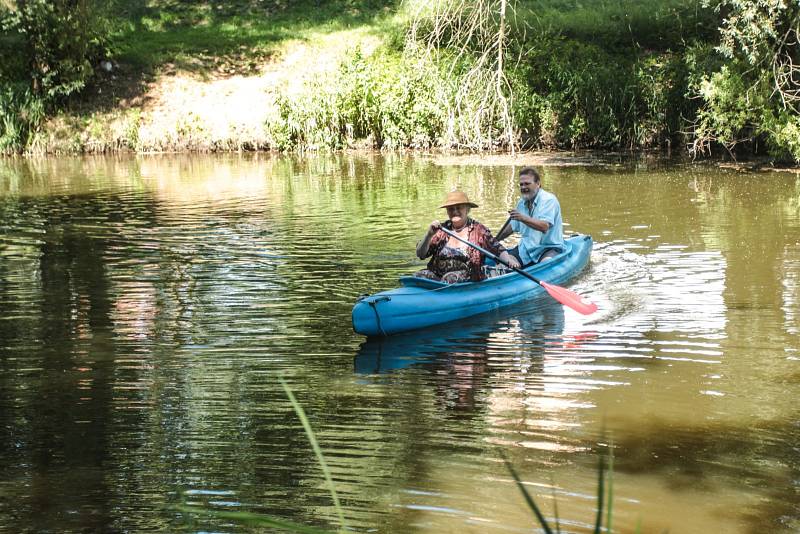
[{"left": 519, "top": 175, "right": 540, "bottom": 201}]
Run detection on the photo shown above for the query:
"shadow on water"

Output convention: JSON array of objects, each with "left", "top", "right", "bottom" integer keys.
[
  {"left": 0, "top": 192, "right": 131, "bottom": 531},
  {"left": 0, "top": 186, "right": 351, "bottom": 531},
  {"left": 609, "top": 418, "right": 800, "bottom": 532}
]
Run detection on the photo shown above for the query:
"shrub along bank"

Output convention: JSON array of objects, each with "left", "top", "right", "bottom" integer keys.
[{"left": 1, "top": 0, "right": 799, "bottom": 162}]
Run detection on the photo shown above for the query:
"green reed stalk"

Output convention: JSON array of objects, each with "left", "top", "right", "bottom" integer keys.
[
  {"left": 279, "top": 377, "right": 347, "bottom": 531},
  {"left": 549, "top": 475, "right": 562, "bottom": 534},
  {"left": 594, "top": 453, "right": 606, "bottom": 533},
  {"left": 606, "top": 441, "right": 614, "bottom": 533},
  {"left": 500, "top": 450, "right": 554, "bottom": 534},
  {"left": 504, "top": 440, "right": 616, "bottom": 534}
]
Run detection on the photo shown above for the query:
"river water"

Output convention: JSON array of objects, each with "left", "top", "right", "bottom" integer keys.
[{"left": 0, "top": 154, "right": 798, "bottom": 533}]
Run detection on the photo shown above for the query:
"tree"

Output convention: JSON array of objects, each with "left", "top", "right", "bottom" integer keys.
[
  {"left": 1, "top": 0, "right": 109, "bottom": 99},
  {"left": 406, "top": 0, "right": 517, "bottom": 151},
  {"left": 692, "top": 0, "right": 800, "bottom": 161}
]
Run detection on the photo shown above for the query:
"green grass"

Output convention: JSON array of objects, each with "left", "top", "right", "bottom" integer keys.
[
  {"left": 279, "top": 377, "right": 347, "bottom": 531},
  {"left": 406, "top": 0, "right": 717, "bottom": 54},
  {"left": 501, "top": 449, "right": 556, "bottom": 534},
  {"left": 111, "top": 0, "right": 403, "bottom": 72},
  {"left": 512, "top": 0, "right": 717, "bottom": 52}
]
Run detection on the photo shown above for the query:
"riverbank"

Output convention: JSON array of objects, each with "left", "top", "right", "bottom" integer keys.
[
  {"left": 4, "top": 0, "right": 701, "bottom": 155},
  {"left": 38, "top": 29, "right": 383, "bottom": 154},
  {"left": 2, "top": 1, "right": 799, "bottom": 162}
]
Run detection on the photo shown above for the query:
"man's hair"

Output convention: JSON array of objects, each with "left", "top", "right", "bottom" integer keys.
[{"left": 519, "top": 167, "right": 541, "bottom": 183}]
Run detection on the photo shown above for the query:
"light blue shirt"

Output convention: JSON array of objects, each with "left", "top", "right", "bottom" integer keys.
[{"left": 510, "top": 189, "right": 565, "bottom": 264}]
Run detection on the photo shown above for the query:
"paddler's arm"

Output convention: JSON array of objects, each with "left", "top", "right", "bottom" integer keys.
[
  {"left": 416, "top": 220, "right": 441, "bottom": 259},
  {"left": 508, "top": 208, "right": 551, "bottom": 233}
]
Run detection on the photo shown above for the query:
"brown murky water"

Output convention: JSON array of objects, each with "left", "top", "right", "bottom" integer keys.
[{"left": 0, "top": 154, "right": 798, "bottom": 533}]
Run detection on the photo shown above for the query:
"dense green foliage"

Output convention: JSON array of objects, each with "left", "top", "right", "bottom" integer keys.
[
  {"left": 0, "top": 0, "right": 799, "bottom": 161},
  {"left": 0, "top": 84, "right": 43, "bottom": 151},
  {"left": 501, "top": 0, "right": 715, "bottom": 149},
  {"left": 691, "top": 0, "right": 800, "bottom": 160},
  {"left": 272, "top": 49, "right": 476, "bottom": 150},
  {"left": 1, "top": 0, "right": 109, "bottom": 98},
  {"left": 274, "top": 0, "right": 719, "bottom": 152},
  {"left": 0, "top": 0, "right": 110, "bottom": 152}
]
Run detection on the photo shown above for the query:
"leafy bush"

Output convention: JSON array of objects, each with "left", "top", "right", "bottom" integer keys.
[
  {"left": 690, "top": 0, "right": 800, "bottom": 161},
  {"left": 0, "top": 0, "right": 110, "bottom": 100},
  {"left": 0, "top": 0, "right": 113, "bottom": 153},
  {"left": 0, "top": 84, "right": 45, "bottom": 153},
  {"left": 631, "top": 52, "right": 693, "bottom": 147},
  {"left": 509, "top": 35, "right": 691, "bottom": 150},
  {"left": 270, "top": 47, "right": 450, "bottom": 150},
  {"left": 271, "top": 32, "right": 700, "bottom": 152}
]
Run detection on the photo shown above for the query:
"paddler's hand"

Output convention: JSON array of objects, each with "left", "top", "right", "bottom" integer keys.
[
  {"left": 500, "top": 252, "right": 520, "bottom": 269},
  {"left": 417, "top": 221, "right": 441, "bottom": 259},
  {"left": 508, "top": 209, "right": 527, "bottom": 222}
]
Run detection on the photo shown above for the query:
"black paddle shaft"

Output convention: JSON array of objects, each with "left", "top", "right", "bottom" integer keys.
[
  {"left": 496, "top": 216, "right": 512, "bottom": 239},
  {"left": 439, "top": 226, "right": 544, "bottom": 286}
]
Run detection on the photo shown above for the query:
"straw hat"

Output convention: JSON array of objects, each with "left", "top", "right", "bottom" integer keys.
[{"left": 439, "top": 190, "right": 478, "bottom": 208}]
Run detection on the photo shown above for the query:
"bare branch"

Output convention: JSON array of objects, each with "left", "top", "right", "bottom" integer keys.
[{"left": 405, "top": 0, "right": 519, "bottom": 150}]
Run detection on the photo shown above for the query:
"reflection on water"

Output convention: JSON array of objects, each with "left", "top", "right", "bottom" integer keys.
[
  {"left": 355, "top": 300, "right": 565, "bottom": 374},
  {"left": 356, "top": 301, "right": 567, "bottom": 420},
  {"left": 0, "top": 154, "right": 798, "bottom": 533}
]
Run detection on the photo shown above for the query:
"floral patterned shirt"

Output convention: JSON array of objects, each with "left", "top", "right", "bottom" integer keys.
[{"left": 422, "top": 219, "right": 506, "bottom": 281}]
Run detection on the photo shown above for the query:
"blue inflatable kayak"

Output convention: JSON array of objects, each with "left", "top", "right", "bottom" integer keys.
[{"left": 352, "top": 234, "right": 593, "bottom": 336}]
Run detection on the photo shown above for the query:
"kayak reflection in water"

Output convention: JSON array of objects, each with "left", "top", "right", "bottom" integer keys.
[
  {"left": 354, "top": 301, "right": 570, "bottom": 415},
  {"left": 415, "top": 190, "right": 520, "bottom": 283}
]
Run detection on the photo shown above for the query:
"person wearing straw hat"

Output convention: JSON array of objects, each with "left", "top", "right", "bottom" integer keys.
[{"left": 415, "top": 190, "right": 520, "bottom": 283}]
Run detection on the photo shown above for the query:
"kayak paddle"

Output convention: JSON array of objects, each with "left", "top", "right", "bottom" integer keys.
[
  {"left": 496, "top": 216, "right": 512, "bottom": 239},
  {"left": 439, "top": 226, "right": 598, "bottom": 315}
]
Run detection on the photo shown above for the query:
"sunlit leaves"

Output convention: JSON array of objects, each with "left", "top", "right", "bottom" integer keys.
[{"left": 693, "top": 0, "right": 800, "bottom": 161}]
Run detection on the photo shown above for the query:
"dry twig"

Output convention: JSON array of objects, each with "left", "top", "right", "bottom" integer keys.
[{"left": 405, "top": 0, "right": 519, "bottom": 151}]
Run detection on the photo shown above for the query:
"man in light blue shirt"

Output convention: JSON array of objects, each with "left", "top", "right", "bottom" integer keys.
[{"left": 496, "top": 167, "right": 565, "bottom": 266}]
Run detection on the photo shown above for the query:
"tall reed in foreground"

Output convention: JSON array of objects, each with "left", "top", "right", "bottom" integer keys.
[
  {"left": 174, "top": 378, "right": 348, "bottom": 533},
  {"left": 278, "top": 377, "right": 347, "bottom": 531},
  {"left": 502, "top": 442, "right": 618, "bottom": 533}
]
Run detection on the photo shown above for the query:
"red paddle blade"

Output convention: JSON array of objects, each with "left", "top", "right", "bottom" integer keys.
[{"left": 540, "top": 281, "right": 598, "bottom": 315}]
